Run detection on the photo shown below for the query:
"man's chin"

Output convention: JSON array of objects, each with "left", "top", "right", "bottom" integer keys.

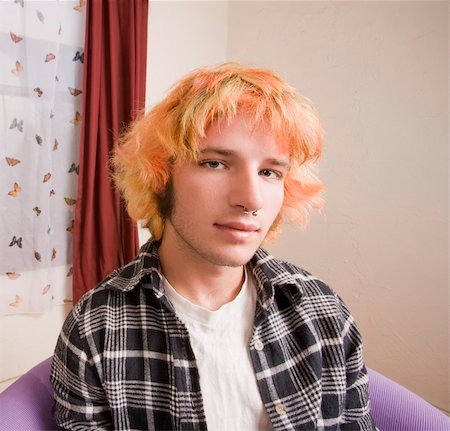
[{"left": 205, "top": 246, "right": 260, "bottom": 268}]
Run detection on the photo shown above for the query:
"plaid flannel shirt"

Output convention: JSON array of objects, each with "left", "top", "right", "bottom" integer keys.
[{"left": 51, "top": 239, "right": 377, "bottom": 430}]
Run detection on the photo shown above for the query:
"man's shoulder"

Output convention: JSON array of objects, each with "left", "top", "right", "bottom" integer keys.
[
  {"left": 72, "top": 240, "right": 164, "bottom": 315},
  {"left": 252, "top": 247, "right": 336, "bottom": 298},
  {"left": 252, "top": 248, "right": 355, "bottom": 322},
  {"left": 253, "top": 249, "right": 358, "bottom": 341}
]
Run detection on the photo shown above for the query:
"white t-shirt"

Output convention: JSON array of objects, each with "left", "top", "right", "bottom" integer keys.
[{"left": 163, "top": 271, "right": 273, "bottom": 431}]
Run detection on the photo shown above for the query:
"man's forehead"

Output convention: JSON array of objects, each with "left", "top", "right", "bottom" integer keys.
[
  {"left": 199, "top": 147, "right": 290, "bottom": 167},
  {"left": 199, "top": 117, "right": 289, "bottom": 158}
]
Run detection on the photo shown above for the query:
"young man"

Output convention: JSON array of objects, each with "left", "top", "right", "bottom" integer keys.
[{"left": 51, "top": 63, "right": 377, "bottom": 430}]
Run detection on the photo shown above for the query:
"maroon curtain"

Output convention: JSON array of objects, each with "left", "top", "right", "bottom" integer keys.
[{"left": 73, "top": 0, "right": 148, "bottom": 303}]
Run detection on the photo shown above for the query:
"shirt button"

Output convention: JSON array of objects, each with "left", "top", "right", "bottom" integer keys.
[
  {"left": 275, "top": 403, "right": 286, "bottom": 415},
  {"left": 254, "top": 340, "right": 264, "bottom": 351}
]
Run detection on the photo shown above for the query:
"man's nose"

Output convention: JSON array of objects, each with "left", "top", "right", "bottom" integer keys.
[{"left": 229, "top": 169, "right": 264, "bottom": 212}]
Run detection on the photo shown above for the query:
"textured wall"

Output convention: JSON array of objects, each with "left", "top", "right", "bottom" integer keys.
[
  {"left": 146, "top": 1, "right": 228, "bottom": 106},
  {"left": 228, "top": 1, "right": 448, "bottom": 411}
]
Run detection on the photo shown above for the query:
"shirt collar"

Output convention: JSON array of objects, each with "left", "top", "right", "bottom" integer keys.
[
  {"left": 248, "top": 247, "right": 303, "bottom": 310},
  {"left": 102, "top": 239, "right": 165, "bottom": 298},
  {"left": 102, "top": 239, "right": 302, "bottom": 307}
]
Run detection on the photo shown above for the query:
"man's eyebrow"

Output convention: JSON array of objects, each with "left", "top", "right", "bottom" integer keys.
[
  {"left": 199, "top": 148, "right": 234, "bottom": 157},
  {"left": 199, "top": 148, "right": 290, "bottom": 168},
  {"left": 267, "top": 158, "right": 290, "bottom": 169}
]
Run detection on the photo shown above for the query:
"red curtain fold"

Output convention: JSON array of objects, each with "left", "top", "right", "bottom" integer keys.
[{"left": 73, "top": 0, "right": 148, "bottom": 303}]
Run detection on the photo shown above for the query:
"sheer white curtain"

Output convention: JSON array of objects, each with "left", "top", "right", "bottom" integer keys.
[{"left": 0, "top": 1, "right": 86, "bottom": 313}]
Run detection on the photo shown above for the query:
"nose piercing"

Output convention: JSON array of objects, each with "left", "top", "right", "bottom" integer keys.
[{"left": 243, "top": 208, "right": 259, "bottom": 216}]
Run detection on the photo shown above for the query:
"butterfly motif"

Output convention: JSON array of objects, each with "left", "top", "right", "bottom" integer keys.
[
  {"left": 43, "top": 172, "right": 51, "bottom": 183},
  {"left": 68, "top": 162, "right": 80, "bottom": 175},
  {"left": 11, "top": 60, "right": 23, "bottom": 76},
  {"left": 5, "top": 157, "right": 20, "bottom": 166},
  {"left": 34, "top": 87, "right": 43, "bottom": 97},
  {"left": 9, "top": 294, "right": 23, "bottom": 308},
  {"left": 73, "top": 50, "right": 84, "bottom": 64},
  {"left": 49, "top": 189, "right": 55, "bottom": 196},
  {"left": 37, "top": 10, "right": 45, "bottom": 23},
  {"left": 64, "top": 197, "right": 77, "bottom": 206},
  {"left": 42, "top": 284, "right": 51, "bottom": 295},
  {"left": 73, "top": 0, "right": 86, "bottom": 12},
  {"left": 14, "top": 0, "right": 24, "bottom": 7},
  {"left": 33, "top": 206, "right": 42, "bottom": 216},
  {"left": 10, "top": 118, "right": 23, "bottom": 132},
  {"left": 68, "top": 87, "right": 82, "bottom": 96},
  {"left": 6, "top": 272, "right": 21, "bottom": 280},
  {"left": 8, "top": 182, "right": 22, "bottom": 197},
  {"left": 45, "top": 53, "right": 55, "bottom": 62},
  {"left": 53, "top": 139, "right": 59, "bottom": 151},
  {"left": 66, "top": 267, "right": 73, "bottom": 277},
  {"left": 34, "top": 251, "right": 42, "bottom": 262},
  {"left": 35, "top": 134, "right": 43, "bottom": 145},
  {"left": 9, "top": 236, "right": 22, "bottom": 248},
  {"left": 10, "top": 32, "right": 23, "bottom": 43},
  {"left": 51, "top": 248, "right": 57, "bottom": 261},
  {"left": 66, "top": 220, "right": 75, "bottom": 233},
  {"left": 71, "top": 111, "right": 81, "bottom": 126}
]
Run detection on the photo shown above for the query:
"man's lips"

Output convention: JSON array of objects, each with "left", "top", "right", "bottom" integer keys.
[
  {"left": 213, "top": 222, "right": 260, "bottom": 241},
  {"left": 214, "top": 221, "right": 260, "bottom": 232}
]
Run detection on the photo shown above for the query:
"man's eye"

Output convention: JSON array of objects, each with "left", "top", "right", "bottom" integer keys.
[
  {"left": 260, "top": 169, "right": 281, "bottom": 180},
  {"left": 200, "top": 160, "right": 225, "bottom": 169}
]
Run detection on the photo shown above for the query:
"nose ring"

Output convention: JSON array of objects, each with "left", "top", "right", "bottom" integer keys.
[{"left": 243, "top": 207, "right": 259, "bottom": 216}]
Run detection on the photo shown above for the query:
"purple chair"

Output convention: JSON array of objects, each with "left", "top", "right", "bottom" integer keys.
[
  {"left": 0, "top": 358, "right": 449, "bottom": 430},
  {"left": 0, "top": 357, "right": 55, "bottom": 430},
  {"left": 367, "top": 368, "right": 449, "bottom": 431}
]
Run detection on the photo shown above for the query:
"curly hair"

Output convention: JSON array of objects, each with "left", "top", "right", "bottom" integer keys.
[{"left": 112, "top": 63, "right": 324, "bottom": 241}]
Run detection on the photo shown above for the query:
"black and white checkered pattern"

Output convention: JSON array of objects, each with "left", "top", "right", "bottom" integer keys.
[{"left": 51, "top": 240, "right": 377, "bottom": 430}]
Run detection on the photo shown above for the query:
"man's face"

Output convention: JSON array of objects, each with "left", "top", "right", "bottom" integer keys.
[{"left": 162, "top": 115, "right": 289, "bottom": 268}]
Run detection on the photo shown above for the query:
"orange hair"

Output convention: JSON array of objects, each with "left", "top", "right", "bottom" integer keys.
[{"left": 113, "top": 63, "right": 324, "bottom": 240}]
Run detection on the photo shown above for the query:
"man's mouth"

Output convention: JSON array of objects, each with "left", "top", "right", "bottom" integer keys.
[{"left": 214, "top": 221, "right": 260, "bottom": 240}]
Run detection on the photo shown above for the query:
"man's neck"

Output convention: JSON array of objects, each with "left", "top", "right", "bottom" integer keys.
[{"left": 158, "top": 234, "right": 246, "bottom": 311}]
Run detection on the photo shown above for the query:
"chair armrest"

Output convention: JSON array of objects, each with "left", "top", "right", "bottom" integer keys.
[
  {"left": 368, "top": 368, "right": 449, "bottom": 431},
  {"left": 0, "top": 357, "right": 56, "bottom": 430}
]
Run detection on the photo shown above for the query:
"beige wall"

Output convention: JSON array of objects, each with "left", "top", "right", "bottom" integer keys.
[
  {"left": 0, "top": 305, "right": 72, "bottom": 392},
  {"left": 227, "top": 1, "right": 448, "bottom": 411},
  {"left": 146, "top": 1, "right": 228, "bottom": 105}
]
